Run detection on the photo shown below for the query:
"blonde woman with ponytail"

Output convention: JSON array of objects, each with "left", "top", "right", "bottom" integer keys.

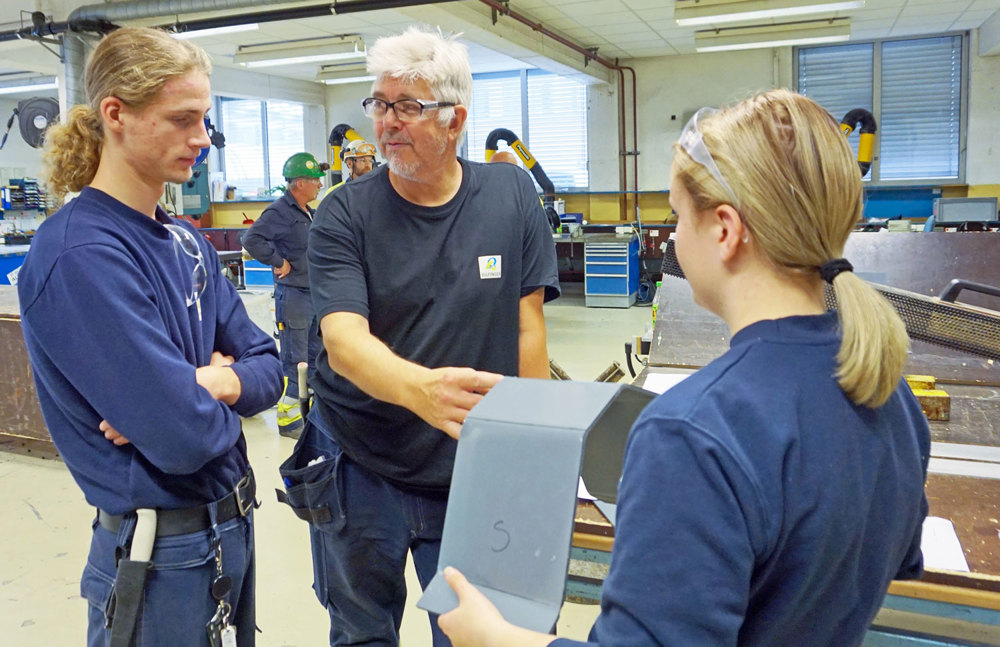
[
  {"left": 19, "top": 27, "right": 281, "bottom": 646},
  {"left": 438, "top": 89, "right": 930, "bottom": 647}
]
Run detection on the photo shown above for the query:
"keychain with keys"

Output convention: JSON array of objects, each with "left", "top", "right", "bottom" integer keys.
[{"left": 205, "top": 538, "right": 237, "bottom": 647}]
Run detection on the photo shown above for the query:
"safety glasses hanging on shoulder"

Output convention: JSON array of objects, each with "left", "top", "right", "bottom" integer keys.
[{"left": 164, "top": 223, "right": 207, "bottom": 321}]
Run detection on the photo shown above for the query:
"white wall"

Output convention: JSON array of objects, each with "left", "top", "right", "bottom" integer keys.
[
  {"left": 323, "top": 81, "right": 380, "bottom": 166},
  {"left": 967, "top": 32, "right": 1000, "bottom": 185},
  {"left": 588, "top": 48, "right": 793, "bottom": 192},
  {"left": 0, "top": 98, "right": 45, "bottom": 181}
]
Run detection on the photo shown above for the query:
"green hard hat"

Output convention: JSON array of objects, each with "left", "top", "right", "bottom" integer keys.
[{"left": 283, "top": 152, "right": 325, "bottom": 180}]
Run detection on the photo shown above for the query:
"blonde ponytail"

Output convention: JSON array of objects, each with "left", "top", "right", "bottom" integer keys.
[
  {"left": 42, "top": 105, "right": 103, "bottom": 200},
  {"left": 830, "top": 272, "right": 909, "bottom": 407},
  {"left": 673, "top": 89, "right": 910, "bottom": 409}
]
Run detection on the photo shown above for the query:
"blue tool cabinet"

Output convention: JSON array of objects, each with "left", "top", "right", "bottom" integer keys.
[
  {"left": 243, "top": 258, "right": 274, "bottom": 287},
  {"left": 584, "top": 234, "right": 639, "bottom": 308}
]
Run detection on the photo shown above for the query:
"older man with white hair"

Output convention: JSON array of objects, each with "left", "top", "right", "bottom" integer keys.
[{"left": 282, "top": 26, "right": 559, "bottom": 647}]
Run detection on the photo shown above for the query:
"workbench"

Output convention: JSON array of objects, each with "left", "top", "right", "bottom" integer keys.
[{"left": 0, "top": 285, "right": 54, "bottom": 459}]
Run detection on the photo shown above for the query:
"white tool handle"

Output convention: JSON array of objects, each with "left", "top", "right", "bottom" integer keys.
[
  {"left": 297, "top": 362, "right": 309, "bottom": 401},
  {"left": 131, "top": 508, "right": 157, "bottom": 562}
]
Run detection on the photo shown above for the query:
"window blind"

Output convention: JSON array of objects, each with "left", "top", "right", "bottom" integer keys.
[
  {"left": 467, "top": 72, "right": 522, "bottom": 164},
  {"left": 265, "top": 101, "right": 306, "bottom": 189},
  {"left": 797, "top": 43, "right": 873, "bottom": 160},
  {"left": 220, "top": 98, "right": 265, "bottom": 196},
  {"left": 527, "top": 71, "right": 589, "bottom": 190},
  {"left": 879, "top": 35, "right": 962, "bottom": 180}
]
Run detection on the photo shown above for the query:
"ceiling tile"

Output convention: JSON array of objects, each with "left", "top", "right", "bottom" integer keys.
[
  {"left": 621, "top": 0, "right": 667, "bottom": 8},
  {"left": 556, "top": 0, "right": 630, "bottom": 12},
  {"left": 542, "top": 16, "right": 585, "bottom": 30},
  {"left": 629, "top": 7, "right": 678, "bottom": 21},
  {"left": 572, "top": 10, "right": 643, "bottom": 26},
  {"left": 517, "top": 6, "right": 567, "bottom": 21}
]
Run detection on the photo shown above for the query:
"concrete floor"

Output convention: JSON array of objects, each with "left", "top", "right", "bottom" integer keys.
[{"left": 0, "top": 282, "right": 652, "bottom": 646}]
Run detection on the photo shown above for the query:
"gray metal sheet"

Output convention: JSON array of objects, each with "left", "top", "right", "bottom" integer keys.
[{"left": 417, "top": 378, "right": 652, "bottom": 631}]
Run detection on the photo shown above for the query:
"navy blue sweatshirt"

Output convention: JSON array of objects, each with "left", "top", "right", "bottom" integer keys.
[
  {"left": 553, "top": 313, "right": 929, "bottom": 647},
  {"left": 18, "top": 187, "right": 282, "bottom": 514}
]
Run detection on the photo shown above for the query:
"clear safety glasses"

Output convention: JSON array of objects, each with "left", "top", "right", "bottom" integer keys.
[
  {"left": 164, "top": 223, "right": 207, "bottom": 321},
  {"left": 679, "top": 107, "right": 740, "bottom": 207},
  {"left": 361, "top": 97, "right": 456, "bottom": 123}
]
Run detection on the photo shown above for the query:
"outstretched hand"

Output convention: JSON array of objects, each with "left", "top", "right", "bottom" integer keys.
[{"left": 410, "top": 368, "right": 503, "bottom": 439}]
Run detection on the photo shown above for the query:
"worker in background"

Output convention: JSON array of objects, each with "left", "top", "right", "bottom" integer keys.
[
  {"left": 19, "top": 27, "right": 281, "bottom": 646},
  {"left": 281, "top": 26, "right": 559, "bottom": 647},
  {"left": 243, "top": 152, "right": 325, "bottom": 439},
  {"left": 438, "top": 90, "right": 929, "bottom": 647},
  {"left": 489, "top": 150, "right": 520, "bottom": 166},
  {"left": 322, "top": 138, "right": 377, "bottom": 197}
]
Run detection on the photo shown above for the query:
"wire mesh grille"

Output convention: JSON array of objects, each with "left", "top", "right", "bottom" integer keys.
[{"left": 660, "top": 238, "right": 1000, "bottom": 360}]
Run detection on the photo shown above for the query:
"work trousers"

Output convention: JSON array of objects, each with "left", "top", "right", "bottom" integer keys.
[
  {"left": 289, "top": 421, "right": 451, "bottom": 647},
  {"left": 82, "top": 511, "right": 255, "bottom": 647},
  {"left": 274, "top": 283, "right": 322, "bottom": 398}
]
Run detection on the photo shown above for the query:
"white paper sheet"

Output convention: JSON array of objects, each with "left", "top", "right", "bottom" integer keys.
[
  {"left": 920, "top": 516, "right": 970, "bottom": 572},
  {"left": 642, "top": 372, "right": 690, "bottom": 394}
]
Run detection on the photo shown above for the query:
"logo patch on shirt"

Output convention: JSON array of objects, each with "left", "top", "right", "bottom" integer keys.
[{"left": 478, "top": 255, "right": 502, "bottom": 279}]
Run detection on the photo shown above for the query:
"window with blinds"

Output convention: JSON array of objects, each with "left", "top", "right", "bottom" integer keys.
[
  {"left": 467, "top": 72, "right": 522, "bottom": 165},
  {"left": 218, "top": 97, "right": 305, "bottom": 196},
  {"left": 527, "top": 71, "right": 589, "bottom": 190},
  {"left": 880, "top": 36, "right": 962, "bottom": 180},
  {"left": 796, "top": 34, "right": 965, "bottom": 183},
  {"left": 797, "top": 43, "right": 872, "bottom": 161},
  {"left": 265, "top": 101, "right": 306, "bottom": 190},
  {"left": 466, "top": 69, "right": 589, "bottom": 190}
]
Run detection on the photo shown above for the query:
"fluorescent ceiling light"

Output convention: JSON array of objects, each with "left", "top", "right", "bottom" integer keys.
[
  {"left": 316, "top": 62, "right": 367, "bottom": 81},
  {"left": 173, "top": 24, "right": 259, "bottom": 40},
  {"left": 676, "top": 0, "right": 864, "bottom": 26},
  {"left": 323, "top": 76, "right": 376, "bottom": 86},
  {"left": 0, "top": 81, "right": 58, "bottom": 95},
  {"left": 695, "top": 18, "right": 850, "bottom": 52},
  {"left": 235, "top": 35, "right": 365, "bottom": 68},
  {"left": 246, "top": 52, "right": 365, "bottom": 68}
]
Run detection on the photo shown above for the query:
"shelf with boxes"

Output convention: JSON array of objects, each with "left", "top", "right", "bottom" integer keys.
[{"left": 1, "top": 178, "right": 48, "bottom": 213}]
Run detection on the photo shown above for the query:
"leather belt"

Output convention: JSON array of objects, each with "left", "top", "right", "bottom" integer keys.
[{"left": 98, "top": 471, "right": 256, "bottom": 538}]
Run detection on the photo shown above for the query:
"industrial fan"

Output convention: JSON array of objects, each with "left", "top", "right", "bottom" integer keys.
[{"left": 0, "top": 97, "right": 59, "bottom": 149}]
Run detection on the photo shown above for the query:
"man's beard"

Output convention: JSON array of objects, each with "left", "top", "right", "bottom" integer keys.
[{"left": 381, "top": 132, "right": 448, "bottom": 181}]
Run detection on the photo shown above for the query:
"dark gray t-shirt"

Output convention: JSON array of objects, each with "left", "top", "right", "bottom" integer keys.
[{"left": 308, "top": 158, "right": 560, "bottom": 489}]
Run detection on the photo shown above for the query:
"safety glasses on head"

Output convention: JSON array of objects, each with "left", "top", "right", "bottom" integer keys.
[
  {"left": 679, "top": 107, "right": 740, "bottom": 207},
  {"left": 164, "top": 223, "right": 207, "bottom": 320}
]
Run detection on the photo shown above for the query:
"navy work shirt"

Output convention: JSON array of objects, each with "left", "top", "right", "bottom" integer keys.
[{"left": 243, "top": 191, "right": 313, "bottom": 289}]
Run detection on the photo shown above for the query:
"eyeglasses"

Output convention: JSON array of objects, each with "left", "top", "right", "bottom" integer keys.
[
  {"left": 361, "top": 97, "right": 456, "bottom": 123},
  {"left": 679, "top": 107, "right": 740, "bottom": 207},
  {"left": 164, "top": 223, "right": 207, "bottom": 321}
]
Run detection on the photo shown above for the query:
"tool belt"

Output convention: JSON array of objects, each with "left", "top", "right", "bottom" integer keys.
[{"left": 99, "top": 470, "right": 256, "bottom": 537}]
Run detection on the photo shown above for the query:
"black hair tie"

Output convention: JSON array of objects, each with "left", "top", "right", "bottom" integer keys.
[{"left": 819, "top": 258, "right": 853, "bottom": 284}]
